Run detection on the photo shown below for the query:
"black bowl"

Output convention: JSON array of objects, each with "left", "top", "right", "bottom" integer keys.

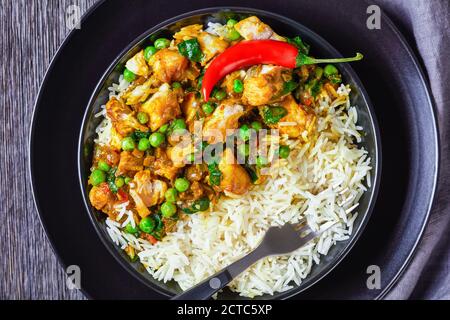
[{"left": 78, "top": 7, "right": 381, "bottom": 299}]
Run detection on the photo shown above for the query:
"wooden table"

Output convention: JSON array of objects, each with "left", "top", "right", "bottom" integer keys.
[{"left": 0, "top": 0, "right": 98, "bottom": 300}]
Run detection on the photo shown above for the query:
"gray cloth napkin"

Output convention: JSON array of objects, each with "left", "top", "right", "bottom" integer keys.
[{"left": 375, "top": 0, "right": 450, "bottom": 300}]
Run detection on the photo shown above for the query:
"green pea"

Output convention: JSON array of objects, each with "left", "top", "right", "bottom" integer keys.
[
  {"left": 226, "top": 19, "right": 238, "bottom": 27},
  {"left": 256, "top": 156, "right": 268, "bottom": 168},
  {"left": 161, "top": 202, "right": 177, "bottom": 218},
  {"left": 97, "top": 160, "right": 110, "bottom": 172},
  {"left": 227, "top": 29, "right": 241, "bottom": 41},
  {"left": 139, "top": 216, "right": 155, "bottom": 233},
  {"left": 149, "top": 132, "right": 165, "bottom": 147},
  {"left": 202, "top": 102, "right": 215, "bottom": 115},
  {"left": 238, "top": 143, "right": 250, "bottom": 157},
  {"left": 123, "top": 68, "right": 136, "bottom": 82},
  {"left": 279, "top": 145, "right": 291, "bottom": 159},
  {"left": 165, "top": 188, "right": 178, "bottom": 203},
  {"left": 124, "top": 177, "right": 132, "bottom": 184},
  {"left": 137, "top": 112, "right": 149, "bottom": 124},
  {"left": 90, "top": 169, "right": 106, "bottom": 186},
  {"left": 125, "top": 223, "right": 139, "bottom": 234},
  {"left": 121, "top": 137, "right": 135, "bottom": 151},
  {"left": 174, "top": 177, "right": 190, "bottom": 192},
  {"left": 251, "top": 121, "right": 262, "bottom": 131},
  {"left": 172, "top": 82, "right": 182, "bottom": 89},
  {"left": 154, "top": 38, "right": 170, "bottom": 50},
  {"left": 158, "top": 123, "right": 169, "bottom": 134},
  {"left": 144, "top": 46, "right": 157, "bottom": 60},
  {"left": 324, "top": 64, "right": 338, "bottom": 77},
  {"left": 233, "top": 79, "right": 243, "bottom": 93},
  {"left": 214, "top": 90, "right": 226, "bottom": 100},
  {"left": 115, "top": 176, "right": 125, "bottom": 188},
  {"left": 138, "top": 138, "right": 151, "bottom": 151},
  {"left": 171, "top": 118, "right": 187, "bottom": 131},
  {"left": 239, "top": 124, "right": 250, "bottom": 141}
]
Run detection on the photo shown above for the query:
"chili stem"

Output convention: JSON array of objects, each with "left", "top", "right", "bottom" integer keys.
[{"left": 297, "top": 52, "right": 363, "bottom": 67}]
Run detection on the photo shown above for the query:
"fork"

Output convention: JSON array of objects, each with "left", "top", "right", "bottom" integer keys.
[{"left": 172, "top": 220, "right": 319, "bottom": 300}]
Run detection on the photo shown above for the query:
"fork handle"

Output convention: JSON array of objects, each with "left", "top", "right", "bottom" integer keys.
[
  {"left": 171, "top": 269, "right": 233, "bottom": 300},
  {"left": 171, "top": 247, "right": 268, "bottom": 300}
]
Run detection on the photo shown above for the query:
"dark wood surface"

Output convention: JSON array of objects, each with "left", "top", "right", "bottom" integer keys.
[{"left": 0, "top": 0, "right": 97, "bottom": 300}]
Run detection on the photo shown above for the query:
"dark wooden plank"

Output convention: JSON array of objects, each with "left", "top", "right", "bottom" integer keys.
[{"left": 0, "top": 0, "right": 98, "bottom": 300}]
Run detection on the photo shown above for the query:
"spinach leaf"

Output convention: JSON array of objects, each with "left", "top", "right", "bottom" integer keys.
[
  {"left": 131, "top": 130, "right": 150, "bottom": 142},
  {"left": 281, "top": 80, "right": 299, "bottom": 95},
  {"left": 207, "top": 163, "right": 222, "bottom": 186},
  {"left": 328, "top": 74, "right": 342, "bottom": 84},
  {"left": 286, "top": 36, "right": 310, "bottom": 55},
  {"left": 107, "top": 167, "right": 118, "bottom": 193},
  {"left": 306, "top": 79, "right": 322, "bottom": 97},
  {"left": 244, "top": 165, "right": 258, "bottom": 183},
  {"left": 149, "top": 213, "right": 165, "bottom": 240},
  {"left": 262, "top": 106, "right": 288, "bottom": 125},
  {"left": 311, "top": 82, "right": 322, "bottom": 97},
  {"left": 182, "top": 197, "right": 210, "bottom": 214},
  {"left": 177, "top": 38, "right": 204, "bottom": 62}
]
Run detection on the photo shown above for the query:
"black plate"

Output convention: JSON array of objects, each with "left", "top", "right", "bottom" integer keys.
[
  {"left": 30, "top": 0, "right": 439, "bottom": 299},
  {"left": 78, "top": 8, "right": 381, "bottom": 300}
]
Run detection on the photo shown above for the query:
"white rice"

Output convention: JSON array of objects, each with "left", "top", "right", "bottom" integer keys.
[
  {"left": 100, "top": 83, "right": 371, "bottom": 298},
  {"left": 205, "top": 22, "right": 229, "bottom": 38}
]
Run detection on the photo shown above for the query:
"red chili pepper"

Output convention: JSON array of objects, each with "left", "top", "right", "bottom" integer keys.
[
  {"left": 303, "top": 97, "right": 313, "bottom": 107},
  {"left": 117, "top": 189, "right": 128, "bottom": 203},
  {"left": 144, "top": 234, "right": 158, "bottom": 245},
  {"left": 201, "top": 40, "right": 363, "bottom": 101},
  {"left": 100, "top": 182, "right": 111, "bottom": 194}
]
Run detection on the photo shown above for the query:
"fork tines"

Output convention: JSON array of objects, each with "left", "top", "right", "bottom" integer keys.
[{"left": 293, "top": 219, "right": 317, "bottom": 240}]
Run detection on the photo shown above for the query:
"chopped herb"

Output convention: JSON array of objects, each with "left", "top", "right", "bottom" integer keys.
[
  {"left": 244, "top": 165, "right": 258, "bottom": 183},
  {"left": 314, "top": 67, "right": 324, "bottom": 79},
  {"left": 182, "top": 197, "right": 210, "bottom": 214},
  {"left": 328, "top": 74, "right": 342, "bottom": 84},
  {"left": 130, "top": 130, "right": 150, "bottom": 142},
  {"left": 286, "top": 36, "right": 310, "bottom": 55},
  {"left": 281, "top": 80, "right": 299, "bottom": 95},
  {"left": 197, "top": 75, "right": 204, "bottom": 89},
  {"left": 177, "top": 38, "right": 204, "bottom": 62},
  {"left": 107, "top": 167, "right": 118, "bottom": 193},
  {"left": 262, "top": 106, "right": 288, "bottom": 125},
  {"left": 311, "top": 82, "right": 322, "bottom": 96},
  {"left": 149, "top": 212, "right": 165, "bottom": 240},
  {"left": 208, "top": 163, "right": 222, "bottom": 186}
]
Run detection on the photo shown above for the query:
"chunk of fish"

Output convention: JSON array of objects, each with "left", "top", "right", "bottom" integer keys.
[
  {"left": 129, "top": 170, "right": 167, "bottom": 217},
  {"left": 125, "top": 50, "right": 150, "bottom": 77},
  {"left": 202, "top": 100, "right": 244, "bottom": 144},
  {"left": 218, "top": 148, "right": 251, "bottom": 196},
  {"left": 106, "top": 98, "right": 148, "bottom": 136},
  {"left": 123, "top": 78, "right": 159, "bottom": 105},
  {"left": 117, "top": 151, "right": 144, "bottom": 175},
  {"left": 173, "top": 24, "right": 229, "bottom": 65},
  {"left": 261, "top": 94, "right": 316, "bottom": 138},
  {"left": 234, "top": 16, "right": 285, "bottom": 41},
  {"left": 242, "top": 65, "right": 288, "bottom": 106},
  {"left": 141, "top": 83, "right": 181, "bottom": 131},
  {"left": 148, "top": 48, "right": 189, "bottom": 83}
]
